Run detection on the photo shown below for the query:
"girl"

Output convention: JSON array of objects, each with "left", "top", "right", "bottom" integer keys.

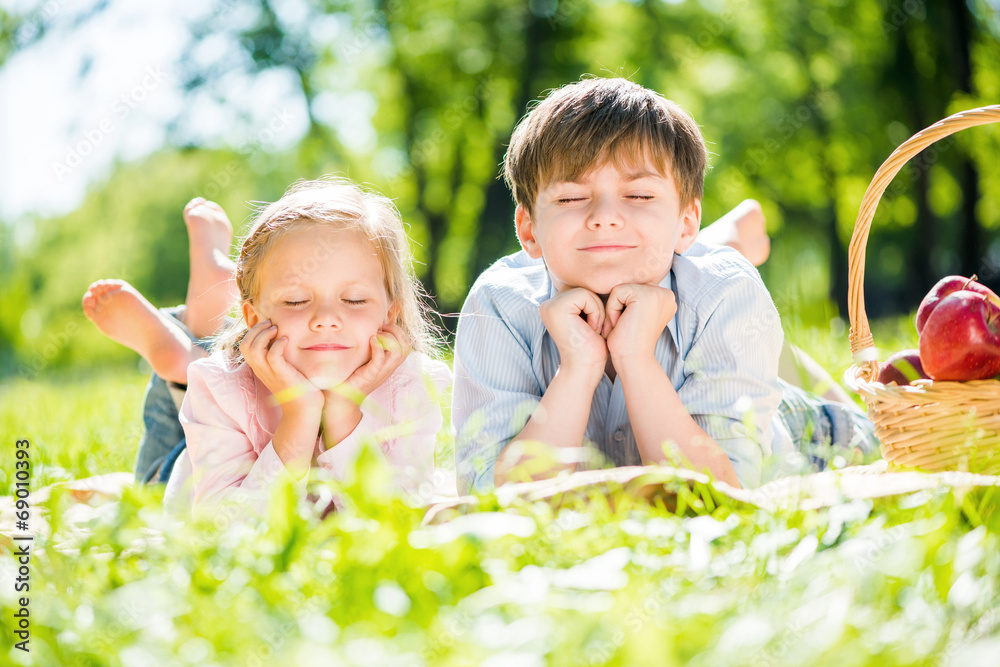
[{"left": 164, "top": 177, "right": 452, "bottom": 515}]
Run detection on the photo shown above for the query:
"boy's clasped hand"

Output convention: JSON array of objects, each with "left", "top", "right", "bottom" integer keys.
[{"left": 542, "top": 283, "right": 677, "bottom": 385}]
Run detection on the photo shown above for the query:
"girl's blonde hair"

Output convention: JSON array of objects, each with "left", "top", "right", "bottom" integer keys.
[{"left": 215, "top": 176, "right": 438, "bottom": 362}]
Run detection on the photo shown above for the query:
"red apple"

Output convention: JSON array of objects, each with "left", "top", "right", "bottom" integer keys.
[
  {"left": 877, "top": 349, "right": 928, "bottom": 386},
  {"left": 916, "top": 275, "right": 1000, "bottom": 334},
  {"left": 918, "top": 290, "right": 1000, "bottom": 381}
]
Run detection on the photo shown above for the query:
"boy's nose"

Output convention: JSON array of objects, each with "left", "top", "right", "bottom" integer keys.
[{"left": 586, "top": 198, "right": 624, "bottom": 229}]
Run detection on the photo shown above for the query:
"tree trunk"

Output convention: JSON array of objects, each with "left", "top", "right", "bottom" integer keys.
[
  {"left": 472, "top": 11, "right": 547, "bottom": 276},
  {"left": 948, "top": 1, "right": 982, "bottom": 279},
  {"left": 890, "top": 13, "right": 937, "bottom": 307}
]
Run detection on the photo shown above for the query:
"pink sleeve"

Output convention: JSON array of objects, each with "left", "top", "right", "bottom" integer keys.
[
  {"left": 180, "top": 359, "right": 307, "bottom": 516},
  {"left": 316, "top": 355, "right": 453, "bottom": 502},
  {"left": 313, "top": 410, "right": 385, "bottom": 476}
]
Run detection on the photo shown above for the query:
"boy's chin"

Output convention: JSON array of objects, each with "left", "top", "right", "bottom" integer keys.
[
  {"left": 565, "top": 277, "right": 632, "bottom": 297},
  {"left": 584, "top": 272, "right": 668, "bottom": 295},
  {"left": 555, "top": 266, "right": 670, "bottom": 296}
]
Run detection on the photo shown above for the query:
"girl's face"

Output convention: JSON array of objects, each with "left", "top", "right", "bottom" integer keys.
[{"left": 242, "top": 225, "right": 395, "bottom": 387}]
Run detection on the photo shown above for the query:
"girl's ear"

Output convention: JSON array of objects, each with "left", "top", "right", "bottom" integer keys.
[
  {"left": 515, "top": 204, "right": 544, "bottom": 259},
  {"left": 385, "top": 301, "right": 401, "bottom": 326},
  {"left": 242, "top": 301, "right": 260, "bottom": 328},
  {"left": 673, "top": 199, "right": 702, "bottom": 255}
]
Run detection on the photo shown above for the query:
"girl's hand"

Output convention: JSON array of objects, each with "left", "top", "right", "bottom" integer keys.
[
  {"left": 318, "top": 324, "right": 411, "bottom": 451},
  {"left": 331, "top": 323, "right": 412, "bottom": 405},
  {"left": 240, "top": 320, "right": 323, "bottom": 413}
]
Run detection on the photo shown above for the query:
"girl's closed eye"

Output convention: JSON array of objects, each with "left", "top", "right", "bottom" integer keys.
[
  {"left": 283, "top": 299, "right": 309, "bottom": 307},
  {"left": 343, "top": 298, "right": 369, "bottom": 306}
]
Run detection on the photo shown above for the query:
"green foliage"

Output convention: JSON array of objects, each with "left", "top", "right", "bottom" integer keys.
[
  {"left": 2, "top": 368, "right": 1000, "bottom": 666},
  {"left": 0, "top": 370, "right": 147, "bottom": 495},
  {"left": 3, "top": 359, "right": 998, "bottom": 665}
]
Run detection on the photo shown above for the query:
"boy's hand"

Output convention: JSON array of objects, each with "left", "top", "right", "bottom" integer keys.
[
  {"left": 329, "top": 323, "right": 412, "bottom": 406},
  {"left": 604, "top": 284, "right": 677, "bottom": 367},
  {"left": 540, "top": 287, "right": 608, "bottom": 384},
  {"left": 241, "top": 320, "right": 324, "bottom": 414}
]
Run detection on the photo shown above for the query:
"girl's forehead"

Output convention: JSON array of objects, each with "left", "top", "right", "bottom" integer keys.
[
  {"left": 270, "top": 224, "right": 374, "bottom": 257},
  {"left": 260, "top": 225, "right": 384, "bottom": 285}
]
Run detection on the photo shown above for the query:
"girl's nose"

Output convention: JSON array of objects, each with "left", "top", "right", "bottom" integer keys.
[{"left": 310, "top": 301, "right": 343, "bottom": 329}]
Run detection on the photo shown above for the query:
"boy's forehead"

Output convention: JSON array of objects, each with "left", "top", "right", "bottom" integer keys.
[{"left": 541, "top": 153, "right": 675, "bottom": 187}]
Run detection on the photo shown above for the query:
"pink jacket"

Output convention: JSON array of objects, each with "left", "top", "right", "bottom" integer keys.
[{"left": 164, "top": 351, "right": 453, "bottom": 515}]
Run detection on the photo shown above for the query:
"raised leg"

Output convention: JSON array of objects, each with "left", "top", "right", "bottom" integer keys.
[
  {"left": 183, "top": 198, "right": 239, "bottom": 339},
  {"left": 698, "top": 199, "right": 771, "bottom": 267},
  {"left": 82, "top": 280, "right": 206, "bottom": 384}
]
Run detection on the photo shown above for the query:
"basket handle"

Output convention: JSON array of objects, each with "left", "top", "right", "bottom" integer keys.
[{"left": 847, "top": 105, "right": 1000, "bottom": 382}]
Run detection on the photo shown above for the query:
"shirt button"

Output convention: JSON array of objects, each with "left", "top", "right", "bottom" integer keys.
[{"left": 613, "top": 428, "right": 625, "bottom": 442}]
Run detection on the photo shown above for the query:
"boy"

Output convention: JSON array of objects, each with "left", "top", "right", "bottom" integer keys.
[{"left": 453, "top": 77, "right": 875, "bottom": 494}]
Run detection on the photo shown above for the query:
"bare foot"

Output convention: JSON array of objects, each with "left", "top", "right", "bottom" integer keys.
[
  {"left": 699, "top": 199, "right": 771, "bottom": 267},
  {"left": 82, "top": 280, "right": 205, "bottom": 384},
  {"left": 184, "top": 198, "right": 239, "bottom": 339}
]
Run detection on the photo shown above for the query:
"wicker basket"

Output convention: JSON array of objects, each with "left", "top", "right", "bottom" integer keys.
[{"left": 845, "top": 105, "right": 1000, "bottom": 474}]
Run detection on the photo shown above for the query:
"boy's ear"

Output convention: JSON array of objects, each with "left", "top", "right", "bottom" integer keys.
[
  {"left": 515, "top": 204, "right": 544, "bottom": 260},
  {"left": 242, "top": 301, "right": 259, "bottom": 328},
  {"left": 673, "top": 199, "right": 702, "bottom": 255}
]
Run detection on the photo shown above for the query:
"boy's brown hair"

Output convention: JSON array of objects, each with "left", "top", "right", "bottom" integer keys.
[{"left": 503, "top": 77, "right": 707, "bottom": 213}]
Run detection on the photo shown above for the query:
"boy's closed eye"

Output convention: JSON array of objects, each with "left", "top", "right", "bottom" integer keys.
[
  {"left": 550, "top": 190, "right": 588, "bottom": 203},
  {"left": 551, "top": 191, "right": 656, "bottom": 204}
]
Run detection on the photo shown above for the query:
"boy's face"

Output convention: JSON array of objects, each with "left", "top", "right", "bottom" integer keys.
[{"left": 515, "top": 159, "right": 701, "bottom": 295}]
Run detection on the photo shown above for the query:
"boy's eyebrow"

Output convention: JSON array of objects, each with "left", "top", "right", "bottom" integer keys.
[
  {"left": 619, "top": 168, "right": 664, "bottom": 181},
  {"left": 549, "top": 169, "right": 665, "bottom": 186}
]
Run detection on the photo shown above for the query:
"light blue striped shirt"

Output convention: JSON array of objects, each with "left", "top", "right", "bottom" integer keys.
[{"left": 452, "top": 240, "right": 793, "bottom": 493}]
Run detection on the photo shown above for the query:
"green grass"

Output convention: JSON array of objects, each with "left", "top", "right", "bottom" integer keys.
[
  {"left": 1, "top": 323, "right": 998, "bottom": 666},
  {"left": 0, "top": 367, "right": 148, "bottom": 495}
]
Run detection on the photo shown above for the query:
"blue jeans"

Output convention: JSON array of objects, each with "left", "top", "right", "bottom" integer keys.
[
  {"left": 134, "top": 306, "right": 211, "bottom": 484},
  {"left": 777, "top": 378, "right": 878, "bottom": 470}
]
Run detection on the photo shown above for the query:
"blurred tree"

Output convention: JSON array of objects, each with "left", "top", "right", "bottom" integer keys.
[
  {"left": 0, "top": 148, "right": 298, "bottom": 375},
  {"left": 176, "top": 0, "right": 592, "bottom": 314},
  {"left": 171, "top": 0, "right": 998, "bottom": 317},
  {"left": 2, "top": 0, "right": 998, "bottom": 374}
]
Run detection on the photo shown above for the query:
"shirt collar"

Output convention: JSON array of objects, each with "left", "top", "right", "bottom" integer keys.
[{"left": 660, "top": 269, "right": 681, "bottom": 350}]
